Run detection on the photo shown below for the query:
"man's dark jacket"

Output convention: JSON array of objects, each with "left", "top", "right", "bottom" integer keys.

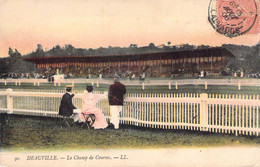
[
  {"left": 58, "top": 92, "right": 77, "bottom": 117},
  {"left": 108, "top": 82, "right": 126, "bottom": 105}
]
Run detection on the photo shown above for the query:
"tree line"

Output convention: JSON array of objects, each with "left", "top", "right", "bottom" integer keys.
[{"left": 24, "top": 43, "right": 212, "bottom": 58}]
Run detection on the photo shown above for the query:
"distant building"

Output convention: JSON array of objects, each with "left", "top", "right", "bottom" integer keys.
[{"left": 23, "top": 47, "right": 234, "bottom": 78}]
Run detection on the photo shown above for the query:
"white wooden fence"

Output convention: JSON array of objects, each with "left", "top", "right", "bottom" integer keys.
[{"left": 0, "top": 89, "right": 259, "bottom": 136}]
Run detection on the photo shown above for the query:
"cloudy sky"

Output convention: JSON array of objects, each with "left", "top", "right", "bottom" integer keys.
[{"left": 0, "top": 0, "right": 259, "bottom": 57}]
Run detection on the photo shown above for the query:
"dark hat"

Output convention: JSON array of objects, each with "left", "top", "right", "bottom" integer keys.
[
  {"left": 86, "top": 84, "right": 93, "bottom": 88},
  {"left": 86, "top": 84, "right": 93, "bottom": 92}
]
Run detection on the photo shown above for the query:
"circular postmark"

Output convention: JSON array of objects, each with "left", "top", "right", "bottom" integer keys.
[{"left": 208, "top": 0, "right": 258, "bottom": 38}]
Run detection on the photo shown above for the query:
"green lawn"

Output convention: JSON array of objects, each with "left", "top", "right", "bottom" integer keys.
[{"left": 1, "top": 114, "right": 260, "bottom": 151}]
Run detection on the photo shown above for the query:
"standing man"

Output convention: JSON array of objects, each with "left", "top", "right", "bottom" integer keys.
[
  {"left": 59, "top": 85, "right": 77, "bottom": 117},
  {"left": 108, "top": 74, "right": 126, "bottom": 129}
]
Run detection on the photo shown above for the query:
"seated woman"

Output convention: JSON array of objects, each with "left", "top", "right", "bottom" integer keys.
[{"left": 78, "top": 85, "right": 108, "bottom": 129}]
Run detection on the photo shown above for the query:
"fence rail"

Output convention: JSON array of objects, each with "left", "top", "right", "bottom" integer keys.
[
  {"left": 1, "top": 78, "right": 260, "bottom": 90},
  {"left": 0, "top": 89, "right": 260, "bottom": 136}
]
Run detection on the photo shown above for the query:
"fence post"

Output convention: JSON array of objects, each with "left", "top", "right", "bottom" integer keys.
[
  {"left": 91, "top": 80, "right": 94, "bottom": 86},
  {"left": 15, "top": 80, "right": 18, "bottom": 86},
  {"left": 4, "top": 80, "right": 7, "bottom": 85},
  {"left": 37, "top": 81, "right": 40, "bottom": 86},
  {"left": 169, "top": 81, "right": 171, "bottom": 90},
  {"left": 97, "top": 81, "right": 99, "bottom": 87},
  {"left": 175, "top": 82, "right": 178, "bottom": 89},
  {"left": 238, "top": 82, "right": 241, "bottom": 90},
  {"left": 142, "top": 82, "right": 145, "bottom": 90},
  {"left": 6, "top": 88, "right": 13, "bottom": 114},
  {"left": 205, "top": 82, "right": 207, "bottom": 90},
  {"left": 200, "top": 93, "right": 208, "bottom": 131},
  {"left": 54, "top": 81, "right": 56, "bottom": 86},
  {"left": 72, "top": 81, "right": 74, "bottom": 86},
  {"left": 18, "top": 79, "right": 21, "bottom": 86}
]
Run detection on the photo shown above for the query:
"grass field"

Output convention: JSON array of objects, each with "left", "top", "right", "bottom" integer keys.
[{"left": 1, "top": 114, "right": 260, "bottom": 151}]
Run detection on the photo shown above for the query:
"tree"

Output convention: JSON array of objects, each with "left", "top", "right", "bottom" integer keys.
[
  {"left": 8, "top": 47, "right": 14, "bottom": 56},
  {"left": 14, "top": 49, "right": 22, "bottom": 57},
  {"left": 197, "top": 45, "right": 210, "bottom": 49},
  {"left": 65, "top": 44, "right": 75, "bottom": 55},
  {"left": 36, "top": 44, "right": 43, "bottom": 52},
  {"left": 129, "top": 44, "right": 137, "bottom": 48},
  {"left": 0, "top": 58, "right": 9, "bottom": 74},
  {"left": 6, "top": 48, "right": 36, "bottom": 73},
  {"left": 179, "top": 44, "right": 195, "bottom": 50},
  {"left": 148, "top": 43, "right": 156, "bottom": 48},
  {"left": 33, "top": 44, "right": 45, "bottom": 57}
]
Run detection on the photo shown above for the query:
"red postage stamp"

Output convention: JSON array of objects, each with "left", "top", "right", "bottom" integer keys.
[{"left": 208, "top": 0, "right": 259, "bottom": 37}]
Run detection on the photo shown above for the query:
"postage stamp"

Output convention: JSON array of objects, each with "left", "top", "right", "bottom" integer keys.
[{"left": 208, "top": 0, "right": 259, "bottom": 38}]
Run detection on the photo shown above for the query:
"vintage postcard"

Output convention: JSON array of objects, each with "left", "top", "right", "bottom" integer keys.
[{"left": 0, "top": 0, "right": 259, "bottom": 166}]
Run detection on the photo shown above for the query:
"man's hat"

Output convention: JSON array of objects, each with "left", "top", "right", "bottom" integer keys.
[
  {"left": 66, "top": 85, "right": 73, "bottom": 88},
  {"left": 86, "top": 84, "right": 93, "bottom": 88},
  {"left": 66, "top": 85, "right": 73, "bottom": 92},
  {"left": 113, "top": 74, "right": 120, "bottom": 79},
  {"left": 86, "top": 84, "right": 93, "bottom": 92}
]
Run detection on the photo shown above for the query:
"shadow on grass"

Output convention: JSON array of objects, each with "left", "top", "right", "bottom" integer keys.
[{"left": 1, "top": 114, "right": 260, "bottom": 151}]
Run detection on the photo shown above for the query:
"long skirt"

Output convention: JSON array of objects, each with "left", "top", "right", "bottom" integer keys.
[{"left": 74, "top": 108, "right": 108, "bottom": 129}]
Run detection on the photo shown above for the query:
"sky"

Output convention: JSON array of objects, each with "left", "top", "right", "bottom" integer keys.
[{"left": 0, "top": 0, "right": 259, "bottom": 58}]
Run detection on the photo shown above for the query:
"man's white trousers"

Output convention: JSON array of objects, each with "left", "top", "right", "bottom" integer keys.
[{"left": 110, "top": 105, "right": 122, "bottom": 129}]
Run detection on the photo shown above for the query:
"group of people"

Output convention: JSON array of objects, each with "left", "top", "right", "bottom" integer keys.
[{"left": 58, "top": 74, "right": 126, "bottom": 129}]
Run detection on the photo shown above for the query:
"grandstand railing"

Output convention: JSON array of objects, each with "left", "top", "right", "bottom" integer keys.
[{"left": 0, "top": 89, "right": 259, "bottom": 136}]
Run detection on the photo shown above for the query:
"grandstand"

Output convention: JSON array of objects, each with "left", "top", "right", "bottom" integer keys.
[{"left": 23, "top": 47, "right": 234, "bottom": 78}]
